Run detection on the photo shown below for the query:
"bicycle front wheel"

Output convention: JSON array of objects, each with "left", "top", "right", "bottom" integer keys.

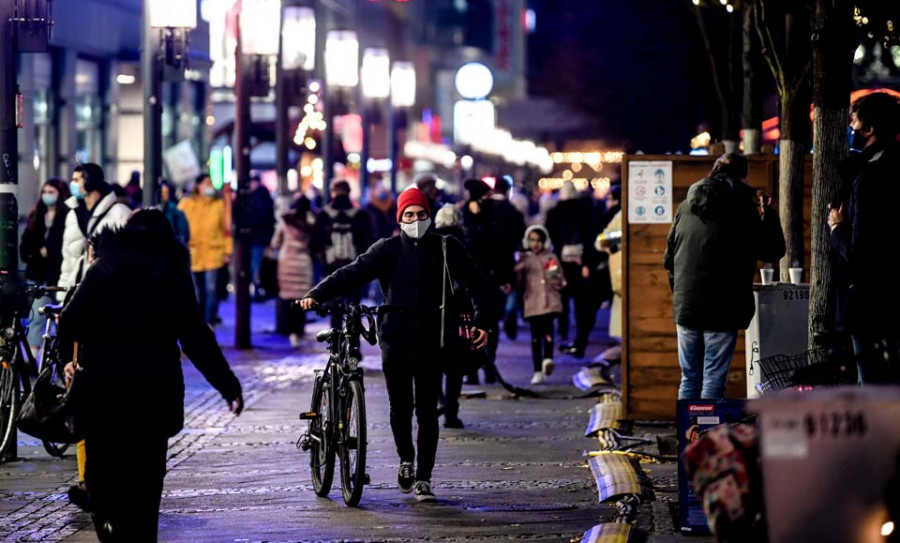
[
  {"left": 309, "top": 377, "right": 335, "bottom": 497},
  {"left": 0, "top": 359, "right": 20, "bottom": 456},
  {"left": 340, "top": 378, "right": 367, "bottom": 507}
]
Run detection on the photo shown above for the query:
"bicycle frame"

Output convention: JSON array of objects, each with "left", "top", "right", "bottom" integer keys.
[{"left": 318, "top": 310, "right": 365, "bottom": 446}]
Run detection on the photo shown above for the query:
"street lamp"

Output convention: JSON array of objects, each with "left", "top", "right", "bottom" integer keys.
[
  {"left": 388, "top": 61, "right": 415, "bottom": 193},
  {"left": 234, "top": 0, "right": 281, "bottom": 349},
  {"left": 143, "top": 0, "right": 198, "bottom": 208},
  {"left": 275, "top": 3, "right": 315, "bottom": 335},
  {"left": 282, "top": 6, "right": 316, "bottom": 72},
  {"left": 360, "top": 48, "right": 390, "bottom": 192},
  {"left": 323, "top": 30, "right": 358, "bottom": 195}
]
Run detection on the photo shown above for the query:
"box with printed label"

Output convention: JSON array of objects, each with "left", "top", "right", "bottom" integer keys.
[{"left": 676, "top": 399, "right": 748, "bottom": 534}]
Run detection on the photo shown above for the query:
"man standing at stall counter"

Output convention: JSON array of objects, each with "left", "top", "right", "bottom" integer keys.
[{"left": 298, "top": 187, "right": 492, "bottom": 503}]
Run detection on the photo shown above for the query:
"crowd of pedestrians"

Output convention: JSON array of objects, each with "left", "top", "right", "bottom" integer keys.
[{"left": 17, "top": 159, "right": 623, "bottom": 538}]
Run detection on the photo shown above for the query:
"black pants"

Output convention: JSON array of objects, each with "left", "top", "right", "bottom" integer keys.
[
  {"left": 852, "top": 333, "right": 900, "bottom": 385},
  {"left": 442, "top": 371, "right": 463, "bottom": 420},
  {"left": 527, "top": 314, "right": 557, "bottom": 372},
  {"left": 85, "top": 431, "right": 168, "bottom": 542},
  {"left": 284, "top": 302, "right": 307, "bottom": 335},
  {"left": 383, "top": 356, "right": 442, "bottom": 482},
  {"left": 560, "top": 269, "right": 598, "bottom": 352}
]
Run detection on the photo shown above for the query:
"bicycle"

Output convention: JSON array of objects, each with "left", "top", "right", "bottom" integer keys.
[
  {"left": 297, "top": 301, "right": 377, "bottom": 507},
  {"left": 0, "top": 283, "right": 69, "bottom": 458}
]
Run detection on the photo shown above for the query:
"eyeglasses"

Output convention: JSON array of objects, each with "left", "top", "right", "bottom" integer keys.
[{"left": 402, "top": 210, "right": 429, "bottom": 222}]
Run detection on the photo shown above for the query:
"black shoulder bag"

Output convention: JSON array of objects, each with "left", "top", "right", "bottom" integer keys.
[{"left": 17, "top": 348, "right": 82, "bottom": 444}]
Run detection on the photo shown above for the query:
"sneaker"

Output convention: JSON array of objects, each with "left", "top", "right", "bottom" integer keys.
[
  {"left": 530, "top": 371, "right": 545, "bottom": 385},
  {"left": 289, "top": 333, "right": 302, "bottom": 348},
  {"left": 414, "top": 480, "right": 437, "bottom": 502},
  {"left": 542, "top": 358, "right": 555, "bottom": 376},
  {"left": 67, "top": 483, "right": 91, "bottom": 512},
  {"left": 398, "top": 461, "right": 415, "bottom": 493},
  {"left": 444, "top": 417, "right": 465, "bottom": 429}
]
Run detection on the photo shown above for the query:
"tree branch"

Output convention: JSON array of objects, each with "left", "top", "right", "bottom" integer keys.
[
  {"left": 754, "top": 0, "right": 786, "bottom": 95},
  {"left": 692, "top": 5, "right": 731, "bottom": 125}
]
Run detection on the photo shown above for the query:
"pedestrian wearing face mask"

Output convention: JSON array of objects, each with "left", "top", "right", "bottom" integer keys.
[
  {"left": 20, "top": 177, "right": 70, "bottom": 351},
  {"left": 179, "top": 174, "right": 233, "bottom": 325},
  {"left": 58, "top": 163, "right": 132, "bottom": 300},
  {"left": 298, "top": 187, "right": 493, "bottom": 503},
  {"left": 827, "top": 91, "right": 900, "bottom": 384}
]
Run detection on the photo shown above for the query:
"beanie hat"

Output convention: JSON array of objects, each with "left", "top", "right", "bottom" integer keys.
[
  {"left": 464, "top": 178, "right": 492, "bottom": 201},
  {"left": 523, "top": 224, "right": 552, "bottom": 251},
  {"left": 396, "top": 187, "right": 431, "bottom": 222}
]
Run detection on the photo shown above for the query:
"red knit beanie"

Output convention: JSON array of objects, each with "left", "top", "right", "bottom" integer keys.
[{"left": 396, "top": 187, "right": 431, "bottom": 222}]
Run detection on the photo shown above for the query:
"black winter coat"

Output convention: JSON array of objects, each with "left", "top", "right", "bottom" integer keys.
[
  {"left": 831, "top": 141, "right": 900, "bottom": 335},
  {"left": 546, "top": 197, "right": 600, "bottom": 268},
  {"left": 246, "top": 185, "right": 276, "bottom": 247},
  {"left": 310, "top": 195, "right": 374, "bottom": 273},
  {"left": 58, "top": 225, "right": 242, "bottom": 438},
  {"left": 664, "top": 175, "right": 786, "bottom": 331},
  {"left": 20, "top": 206, "right": 68, "bottom": 285},
  {"left": 306, "top": 232, "right": 493, "bottom": 361}
]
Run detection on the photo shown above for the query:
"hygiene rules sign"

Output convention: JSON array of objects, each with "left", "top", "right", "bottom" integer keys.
[{"left": 628, "top": 161, "right": 673, "bottom": 224}]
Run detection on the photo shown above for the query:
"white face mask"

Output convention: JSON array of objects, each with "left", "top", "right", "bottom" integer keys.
[{"left": 400, "top": 218, "right": 431, "bottom": 239}]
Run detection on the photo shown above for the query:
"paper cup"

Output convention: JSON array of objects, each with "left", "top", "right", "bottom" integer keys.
[
  {"left": 760, "top": 268, "right": 774, "bottom": 285},
  {"left": 789, "top": 268, "right": 803, "bottom": 285}
]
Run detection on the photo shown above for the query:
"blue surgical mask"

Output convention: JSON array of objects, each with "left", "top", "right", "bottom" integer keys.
[
  {"left": 202, "top": 187, "right": 216, "bottom": 197},
  {"left": 848, "top": 126, "right": 866, "bottom": 152},
  {"left": 41, "top": 193, "right": 58, "bottom": 207},
  {"left": 69, "top": 181, "right": 85, "bottom": 200}
]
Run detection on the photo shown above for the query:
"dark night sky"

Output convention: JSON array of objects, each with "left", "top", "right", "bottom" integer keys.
[{"left": 527, "top": 0, "right": 719, "bottom": 153}]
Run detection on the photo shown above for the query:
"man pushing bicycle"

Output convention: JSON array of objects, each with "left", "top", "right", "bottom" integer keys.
[{"left": 298, "top": 187, "right": 492, "bottom": 502}]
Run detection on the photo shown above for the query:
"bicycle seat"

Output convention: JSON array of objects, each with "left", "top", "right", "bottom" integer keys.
[
  {"left": 316, "top": 329, "right": 336, "bottom": 343},
  {"left": 38, "top": 303, "right": 64, "bottom": 317}
]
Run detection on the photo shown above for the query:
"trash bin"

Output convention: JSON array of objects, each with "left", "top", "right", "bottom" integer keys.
[
  {"left": 745, "top": 283, "right": 809, "bottom": 398},
  {"left": 753, "top": 386, "right": 900, "bottom": 543}
]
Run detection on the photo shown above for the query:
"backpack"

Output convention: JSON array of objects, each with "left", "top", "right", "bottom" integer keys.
[{"left": 324, "top": 206, "right": 359, "bottom": 266}]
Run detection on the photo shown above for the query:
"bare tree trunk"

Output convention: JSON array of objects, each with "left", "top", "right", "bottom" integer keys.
[
  {"left": 778, "top": 138, "right": 807, "bottom": 280},
  {"left": 742, "top": 5, "right": 763, "bottom": 154},
  {"left": 809, "top": 0, "right": 855, "bottom": 348}
]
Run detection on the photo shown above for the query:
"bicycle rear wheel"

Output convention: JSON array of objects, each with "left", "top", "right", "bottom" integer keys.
[
  {"left": 309, "top": 377, "right": 335, "bottom": 497},
  {"left": 340, "top": 378, "right": 367, "bottom": 507},
  {"left": 0, "top": 358, "right": 20, "bottom": 455}
]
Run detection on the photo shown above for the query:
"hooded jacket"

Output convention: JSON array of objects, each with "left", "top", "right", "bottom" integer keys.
[
  {"left": 664, "top": 175, "right": 785, "bottom": 331},
  {"left": 305, "top": 231, "right": 493, "bottom": 361},
  {"left": 58, "top": 219, "right": 242, "bottom": 438}
]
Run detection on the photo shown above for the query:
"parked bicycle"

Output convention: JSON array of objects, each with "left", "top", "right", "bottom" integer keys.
[
  {"left": 297, "top": 301, "right": 377, "bottom": 507},
  {"left": 0, "top": 283, "right": 69, "bottom": 458}
]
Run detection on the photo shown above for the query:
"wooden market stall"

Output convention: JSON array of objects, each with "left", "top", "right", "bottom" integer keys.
[{"left": 621, "top": 154, "right": 813, "bottom": 419}]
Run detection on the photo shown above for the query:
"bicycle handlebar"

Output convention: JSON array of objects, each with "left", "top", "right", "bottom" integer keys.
[{"left": 312, "top": 301, "right": 379, "bottom": 346}]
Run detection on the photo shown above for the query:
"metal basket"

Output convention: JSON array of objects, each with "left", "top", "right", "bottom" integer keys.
[{"left": 756, "top": 345, "right": 856, "bottom": 395}]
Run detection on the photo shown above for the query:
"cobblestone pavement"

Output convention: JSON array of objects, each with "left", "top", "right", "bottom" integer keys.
[{"left": 1, "top": 302, "right": 704, "bottom": 542}]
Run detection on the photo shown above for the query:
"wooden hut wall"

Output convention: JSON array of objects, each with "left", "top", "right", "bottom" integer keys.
[{"left": 621, "top": 154, "right": 813, "bottom": 419}]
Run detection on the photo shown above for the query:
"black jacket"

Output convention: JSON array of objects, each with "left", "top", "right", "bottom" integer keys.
[
  {"left": 664, "top": 175, "right": 786, "bottom": 331},
  {"left": 21, "top": 206, "right": 69, "bottom": 285},
  {"left": 462, "top": 199, "right": 520, "bottom": 288},
  {"left": 310, "top": 195, "right": 373, "bottom": 272},
  {"left": 306, "top": 232, "right": 493, "bottom": 360},
  {"left": 58, "top": 224, "right": 242, "bottom": 438},
  {"left": 246, "top": 185, "right": 276, "bottom": 247},
  {"left": 831, "top": 140, "right": 900, "bottom": 334},
  {"left": 546, "top": 196, "right": 601, "bottom": 269}
]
